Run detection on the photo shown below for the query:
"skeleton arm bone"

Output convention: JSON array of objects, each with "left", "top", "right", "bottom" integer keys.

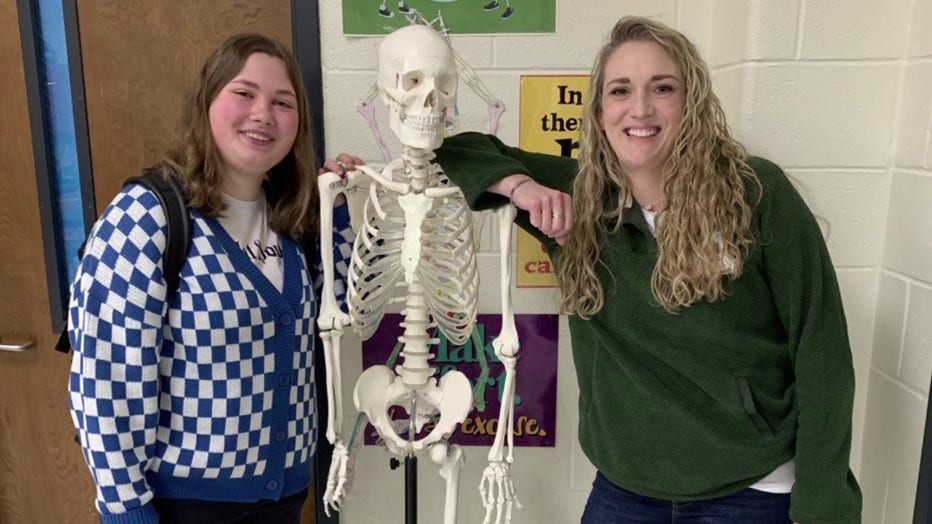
[
  {"left": 423, "top": 186, "right": 462, "bottom": 198},
  {"left": 317, "top": 170, "right": 357, "bottom": 515},
  {"left": 480, "top": 203, "right": 522, "bottom": 524},
  {"left": 491, "top": 203, "right": 519, "bottom": 446},
  {"left": 317, "top": 171, "right": 354, "bottom": 448}
]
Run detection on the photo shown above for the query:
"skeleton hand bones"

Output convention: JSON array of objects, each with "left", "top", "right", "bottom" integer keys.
[
  {"left": 479, "top": 350, "right": 521, "bottom": 524},
  {"left": 321, "top": 410, "right": 369, "bottom": 515}
]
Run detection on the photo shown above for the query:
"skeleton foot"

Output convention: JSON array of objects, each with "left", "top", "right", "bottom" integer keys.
[
  {"left": 479, "top": 461, "right": 522, "bottom": 524},
  {"left": 323, "top": 441, "right": 356, "bottom": 516}
]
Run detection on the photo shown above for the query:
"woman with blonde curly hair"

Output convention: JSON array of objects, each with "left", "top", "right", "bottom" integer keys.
[{"left": 336, "top": 15, "right": 860, "bottom": 524}]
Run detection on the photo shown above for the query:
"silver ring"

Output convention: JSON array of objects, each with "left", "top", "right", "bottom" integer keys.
[
  {"left": 552, "top": 212, "right": 562, "bottom": 219},
  {"left": 336, "top": 160, "right": 348, "bottom": 171}
]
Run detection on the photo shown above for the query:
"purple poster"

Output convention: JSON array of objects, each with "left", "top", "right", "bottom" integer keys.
[{"left": 361, "top": 313, "right": 558, "bottom": 447}]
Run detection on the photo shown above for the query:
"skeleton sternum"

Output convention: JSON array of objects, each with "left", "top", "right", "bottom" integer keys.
[{"left": 398, "top": 192, "right": 431, "bottom": 284}]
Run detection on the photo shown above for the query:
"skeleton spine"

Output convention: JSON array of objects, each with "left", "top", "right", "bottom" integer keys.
[{"left": 397, "top": 282, "right": 434, "bottom": 389}]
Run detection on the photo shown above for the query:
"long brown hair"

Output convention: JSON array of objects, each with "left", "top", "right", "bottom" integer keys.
[
  {"left": 559, "top": 16, "right": 759, "bottom": 316},
  {"left": 158, "top": 32, "right": 318, "bottom": 239}
]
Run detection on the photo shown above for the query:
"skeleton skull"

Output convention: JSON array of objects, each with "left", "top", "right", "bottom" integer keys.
[{"left": 377, "top": 25, "right": 457, "bottom": 150}]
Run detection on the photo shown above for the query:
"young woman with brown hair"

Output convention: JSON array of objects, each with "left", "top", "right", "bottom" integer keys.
[{"left": 68, "top": 33, "right": 353, "bottom": 524}]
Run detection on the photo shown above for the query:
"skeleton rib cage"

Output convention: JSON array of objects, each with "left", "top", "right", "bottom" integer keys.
[{"left": 347, "top": 169, "right": 479, "bottom": 346}]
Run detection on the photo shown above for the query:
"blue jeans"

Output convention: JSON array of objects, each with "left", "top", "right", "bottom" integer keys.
[{"left": 581, "top": 472, "right": 791, "bottom": 524}]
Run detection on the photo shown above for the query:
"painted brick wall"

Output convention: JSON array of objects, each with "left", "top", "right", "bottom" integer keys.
[{"left": 858, "top": 0, "right": 932, "bottom": 521}]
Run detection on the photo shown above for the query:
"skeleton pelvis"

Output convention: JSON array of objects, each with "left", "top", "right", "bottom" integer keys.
[{"left": 354, "top": 365, "right": 473, "bottom": 454}]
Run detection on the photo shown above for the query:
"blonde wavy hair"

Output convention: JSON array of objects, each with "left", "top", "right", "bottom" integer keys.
[
  {"left": 158, "top": 33, "right": 319, "bottom": 239},
  {"left": 559, "top": 16, "right": 759, "bottom": 317}
]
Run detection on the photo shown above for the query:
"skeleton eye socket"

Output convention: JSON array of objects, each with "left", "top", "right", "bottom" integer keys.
[
  {"left": 402, "top": 72, "right": 423, "bottom": 91},
  {"left": 437, "top": 73, "right": 455, "bottom": 96}
]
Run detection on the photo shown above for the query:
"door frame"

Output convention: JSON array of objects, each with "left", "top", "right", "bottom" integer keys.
[
  {"left": 17, "top": 0, "right": 96, "bottom": 334},
  {"left": 915, "top": 371, "right": 932, "bottom": 523},
  {"left": 289, "top": 3, "right": 339, "bottom": 521}
]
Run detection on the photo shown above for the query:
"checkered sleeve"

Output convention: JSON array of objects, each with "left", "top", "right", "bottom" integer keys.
[
  {"left": 312, "top": 203, "right": 353, "bottom": 308},
  {"left": 67, "top": 184, "right": 168, "bottom": 524}
]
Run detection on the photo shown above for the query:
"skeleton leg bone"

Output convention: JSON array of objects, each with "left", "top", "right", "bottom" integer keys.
[{"left": 431, "top": 441, "right": 465, "bottom": 524}]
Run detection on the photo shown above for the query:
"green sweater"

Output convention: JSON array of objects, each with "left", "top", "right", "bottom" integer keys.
[{"left": 435, "top": 132, "right": 861, "bottom": 524}]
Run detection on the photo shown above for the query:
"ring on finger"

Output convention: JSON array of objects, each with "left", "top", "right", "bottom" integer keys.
[
  {"left": 552, "top": 212, "right": 562, "bottom": 219},
  {"left": 336, "top": 160, "right": 348, "bottom": 171}
]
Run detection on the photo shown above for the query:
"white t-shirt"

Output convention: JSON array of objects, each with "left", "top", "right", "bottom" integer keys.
[
  {"left": 642, "top": 207, "right": 658, "bottom": 234},
  {"left": 751, "top": 459, "right": 795, "bottom": 494},
  {"left": 217, "top": 191, "right": 284, "bottom": 292}
]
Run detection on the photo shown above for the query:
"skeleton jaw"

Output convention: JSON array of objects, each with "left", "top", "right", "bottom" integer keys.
[
  {"left": 389, "top": 105, "right": 445, "bottom": 150},
  {"left": 404, "top": 113, "right": 442, "bottom": 134}
]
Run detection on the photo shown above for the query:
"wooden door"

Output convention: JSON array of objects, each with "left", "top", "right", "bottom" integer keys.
[
  {"left": 1, "top": 1, "right": 318, "bottom": 522},
  {"left": 0, "top": 2, "right": 98, "bottom": 523},
  {"left": 76, "top": 0, "right": 294, "bottom": 206}
]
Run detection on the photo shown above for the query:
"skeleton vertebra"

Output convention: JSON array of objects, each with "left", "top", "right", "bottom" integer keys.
[{"left": 317, "top": 23, "right": 521, "bottom": 524}]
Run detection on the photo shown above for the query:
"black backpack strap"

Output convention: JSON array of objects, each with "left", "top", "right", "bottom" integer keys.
[
  {"left": 54, "top": 323, "right": 73, "bottom": 353},
  {"left": 124, "top": 169, "right": 191, "bottom": 297},
  {"left": 55, "top": 169, "right": 191, "bottom": 354}
]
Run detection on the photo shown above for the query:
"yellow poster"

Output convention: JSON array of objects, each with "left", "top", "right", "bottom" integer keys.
[{"left": 516, "top": 75, "right": 590, "bottom": 287}]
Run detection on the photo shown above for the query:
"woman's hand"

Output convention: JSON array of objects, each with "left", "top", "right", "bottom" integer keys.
[
  {"left": 319, "top": 153, "right": 364, "bottom": 207},
  {"left": 491, "top": 175, "right": 573, "bottom": 246}
]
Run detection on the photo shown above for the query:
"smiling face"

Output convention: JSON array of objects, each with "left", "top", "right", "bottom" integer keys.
[
  {"left": 599, "top": 40, "right": 685, "bottom": 182},
  {"left": 208, "top": 52, "right": 299, "bottom": 198}
]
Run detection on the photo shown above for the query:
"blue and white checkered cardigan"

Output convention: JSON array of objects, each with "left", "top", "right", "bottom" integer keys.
[{"left": 67, "top": 183, "right": 353, "bottom": 524}]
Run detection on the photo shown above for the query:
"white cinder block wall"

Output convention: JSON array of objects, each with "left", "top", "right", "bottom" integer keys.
[
  {"left": 858, "top": 0, "right": 932, "bottom": 522},
  {"left": 318, "top": 1, "right": 930, "bottom": 522}
]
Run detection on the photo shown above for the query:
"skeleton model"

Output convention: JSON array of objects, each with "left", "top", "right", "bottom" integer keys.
[{"left": 316, "top": 24, "right": 522, "bottom": 524}]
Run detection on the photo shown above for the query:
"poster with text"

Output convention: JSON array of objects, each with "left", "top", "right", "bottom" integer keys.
[
  {"left": 342, "top": 0, "right": 556, "bottom": 35},
  {"left": 517, "top": 75, "right": 590, "bottom": 287},
  {"left": 361, "top": 313, "right": 558, "bottom": 447}
]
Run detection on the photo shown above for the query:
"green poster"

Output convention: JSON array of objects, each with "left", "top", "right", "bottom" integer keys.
[{"left": 342, "top": 0, "right": 556, "bottom": 35}]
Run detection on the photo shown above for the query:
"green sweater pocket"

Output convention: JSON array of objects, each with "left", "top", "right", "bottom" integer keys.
[{"left": 736, "top": 377, "right": 775, "bottom": 438}]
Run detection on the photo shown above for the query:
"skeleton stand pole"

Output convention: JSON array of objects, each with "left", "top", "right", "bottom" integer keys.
[
  {"left": 388, "top": 453, "right": 418, "bottom": 524},
  {"left": 406, "top": 455, "right": 417, "bottom": 524},
  {"left": 405, "top": 390, "right": 419, "bottom": 524}
]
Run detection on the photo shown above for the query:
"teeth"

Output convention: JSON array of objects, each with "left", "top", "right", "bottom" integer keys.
[
  {"left": 627, "top": 128, "right": 659, "bottom": 138},
  {"left": 402, "top": 115, "right": 441, "bottom": 134},
  {"left": 243, "top": 131, "right": 271, "bottom": 142}
]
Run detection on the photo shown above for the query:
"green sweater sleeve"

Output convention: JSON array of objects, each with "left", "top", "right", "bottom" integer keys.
[
  {"left": 751, "top": 158, "right": 861, "bottom": 523},
  {"left": 435, "top": 132, "right": 578, "bottom": 245}
]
